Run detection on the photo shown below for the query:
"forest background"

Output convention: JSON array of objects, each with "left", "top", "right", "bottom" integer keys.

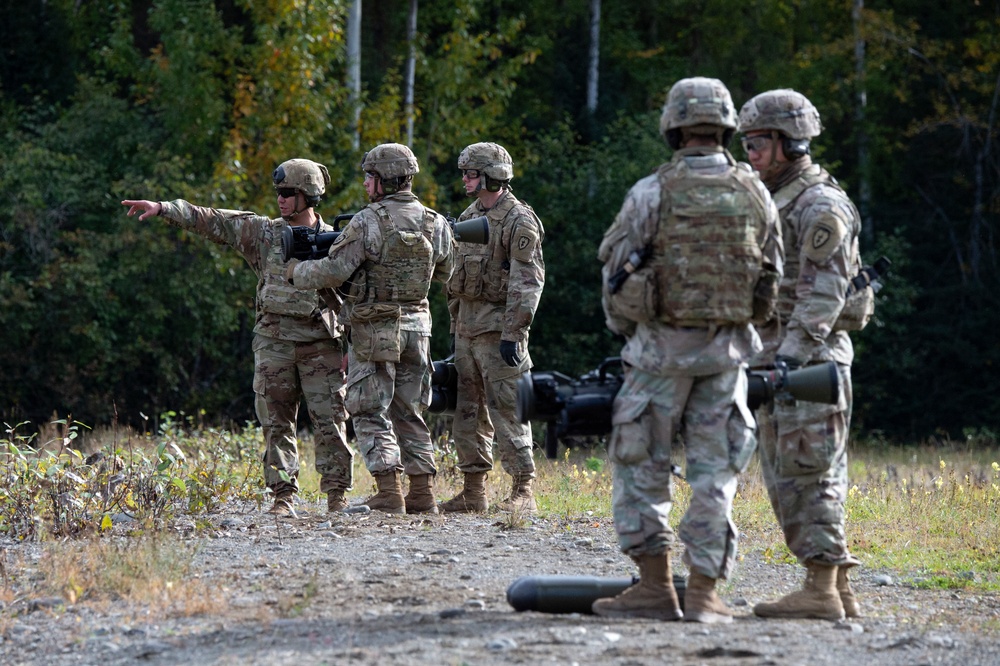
[{"left": 0, "top": 0, "right": 997, "bottom": 444}]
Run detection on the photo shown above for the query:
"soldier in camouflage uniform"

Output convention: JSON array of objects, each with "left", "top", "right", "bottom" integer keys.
[
  {"left": 439, "top": 143, "right": 545, "bottom": 514},
  {"left": 287, "top": 143, "right": 454, "bottom": 515},
  {"left": 594, "top": 78, "right": 783, "bottom": 623},
  {"left": 122, "top": 159, "right": 354, "bottom": 517},
  {"left": 739, "top": 90, "right": 864, "bottom": 621}
]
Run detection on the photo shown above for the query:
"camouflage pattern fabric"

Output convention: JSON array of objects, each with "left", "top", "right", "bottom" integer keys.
[
  {"left": 446, "top": 191, "right": 545, "bottom": 341},
  {"left": 598, "top": 146, "right": 782, "bottom": 578},
  {"left": 451, "top": 331, "right": 535, "bottom": 476},
  {"left": 158, "top": 201, "right": 351, "bottom": 495},
  {"left": 292, "top": 191, "right": 454, "bottom": 478},
  {"left": 755, "top": 364, "right": 859, "bottom": 567},
  {"left": 749, "top": 156, "right": 862, "bottom": 568},
  {"left": 751, "top": 159, "right": 859, "bottom": 367},
  {"left": 599, "top": 148, "right": 783, "bottom": 376},
  {"left": 294, "top": 192, "right": 454, "bottom": 336},
  {"left": 346, "top": 330, "right": 437, "bottom": 475},
  {"left": 254, "top": 336, "right": 352, "bottom": 495},
  {"left": 608, "top": 365, "right": 756, "bottom": 579},
  {"left": 445, "top": 190, "right": 544, "bottom": 477}
]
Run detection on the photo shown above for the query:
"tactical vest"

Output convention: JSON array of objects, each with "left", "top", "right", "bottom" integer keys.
[
  {"left": 353, "top": 202, "right": 436, "bottom": 304},
  {"left": 650, "top": 156, "right": 768, "bottom": 326},
  {"left": 257, "top": 220, "right": 322, "bottom": 318},
  {"left": 774, "top": 166, "right": 864, "bottom": 326},
  {"left": 448, "top": 194, "right": 539, "bottom": 304}
]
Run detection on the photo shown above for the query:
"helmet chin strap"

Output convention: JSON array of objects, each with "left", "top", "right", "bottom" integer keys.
[
  {"left": 368, "top": 175, "right": 385, "bottom": 203},
  {"left": 757, "top": 130, "right": 785, "bottom": 183},
  {"left": 281, "top": 192, "right": 308, "bottom": 222}
]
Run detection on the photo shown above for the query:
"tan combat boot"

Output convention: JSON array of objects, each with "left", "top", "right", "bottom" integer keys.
[
  {"left": 326, "top": 489, "right": 348, "bottom": 513},
  {"left": 438, "top": 472, "right": 489, "bottom": 513},
  {"left": 753, "top": 562, "right": 845, "bottom": 620},
  {"left": 363, "top": 471, "right": 405, "bottom": 514},
  {"left": 592, "top": 553, "right": 683, "bottom": 620},
  {"left": 267, "top": 490, "right": 297, "bottom": 518},
  {"left": 404, "top": 474, "right": 439, "bottom": 514},
  {"left": 497, "top": 474, "right": 538, "bottom": 513},
  {"left": 683, "top": 572, "right": 733, "bottom": 624},
  {"left": 837, "top": 566, "right": 861, "bottom": 618}
]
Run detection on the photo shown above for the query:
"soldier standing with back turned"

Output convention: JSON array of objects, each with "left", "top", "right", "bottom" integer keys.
[
  {"left": 122, "top": 159, "right": 354, "bottom": 517},
  {"left": 439, "top": 142, "right": 545, "bottom": 514},
  {"left": 739, "top": 90, "right": 865, "bottom": 621},
  {"left": 595, "top": 77, "right": 783, "bottom": 623},
  {"left": 287, "top": 143, "right": 454, "bottom": 515}
]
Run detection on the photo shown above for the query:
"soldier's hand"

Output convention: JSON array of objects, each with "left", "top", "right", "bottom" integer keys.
[
  {"left": 284, "top": 259, "right": 300, "bottom": 284},
  {"left": 121, "top": 200, "right": 162, "bottom": 221},
  {"left": 499, "top": 340, "right": 521, "bottom": 367}
]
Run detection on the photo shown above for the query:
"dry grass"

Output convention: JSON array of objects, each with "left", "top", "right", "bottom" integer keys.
[
  {"left": 522, "top": 440, "right": 1000, "bottom": 589},
  {"left": 2, "top": 535, "right": 225, "bottom": 621}
]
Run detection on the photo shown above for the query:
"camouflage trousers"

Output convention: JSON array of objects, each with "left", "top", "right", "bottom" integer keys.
[
  {"left": 253, "top": 334, "right": 353, "bottom": 496},
  {"left": 451, "top": 331, "right": 535, "bottom": 478},
  {"left": 756, "top": 362, "right": 859, "bottom": 567},
  {"left": 345, "top": 329, "right": 437, "bottom": 476},
  {"left": 608, "top": 365, "right": 756, "bottom": 580}
]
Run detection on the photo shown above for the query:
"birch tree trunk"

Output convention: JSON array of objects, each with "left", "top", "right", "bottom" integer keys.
[
  {"left": 853, "top": 0, "right": 872, "bottom": 245},
  {"left": 586, "top": 0, "right": 600, "bottom": 114},
  {"left": 347, "top": 0, "right": 362, "bottom": 150},
  {"left": 405, "top": 0, "right": 418, "bottom": 147}
]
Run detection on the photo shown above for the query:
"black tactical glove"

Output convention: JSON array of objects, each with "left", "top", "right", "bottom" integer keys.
[
  {"left": 499, "top": 340, "right": 521, "bottom": 367},
  {"left": 775, "top": 354, "right": 803, "bottom": 370}
]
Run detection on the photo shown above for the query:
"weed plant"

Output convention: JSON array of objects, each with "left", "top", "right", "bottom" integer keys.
[
  {"left": 3, "top": 416, "right": 999, "bottom": 609},
  {"left": 527, "top": 440, "right": 1000, "bottom": 590}
]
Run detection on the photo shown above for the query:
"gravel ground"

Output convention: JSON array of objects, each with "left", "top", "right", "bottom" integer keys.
[{"left": 2, "top": 501, "right": 999, "bottom": 666}]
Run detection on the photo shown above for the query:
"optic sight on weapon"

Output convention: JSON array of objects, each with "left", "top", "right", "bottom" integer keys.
[{"left": 281, "top": 213, "right": 355, "bottom": 262}]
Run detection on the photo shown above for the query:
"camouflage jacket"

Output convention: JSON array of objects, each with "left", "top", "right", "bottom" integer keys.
[
  {"left": 447, "top": 190, "right": 545, "bottom": 342},
  {"left": 598, "top": 147, "right": 783, "bottom": 377},
  {"left": 753, "top": 158, "right": 860, "bottom": 367},
  {"left": 292, "top": 191, "right": 454, "bottom": 335},
  {"left": 158, "top": 200, "right": 339, "bottom": 343}
]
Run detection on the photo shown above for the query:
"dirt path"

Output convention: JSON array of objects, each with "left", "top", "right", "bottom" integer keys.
[{"left": 2, "top": 507, "right": 998, "bottom": 665}]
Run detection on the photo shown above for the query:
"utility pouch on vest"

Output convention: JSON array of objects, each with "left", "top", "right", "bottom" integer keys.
[
  {"left": 449, "top": 253, "right": 487, "bottom": 299},
  {"left": 606, "top": 265, "right": 658, "bottom": 324},
  {"left": 833, "top": 285, "right": 874, "bottom": 331},
  {"left": 350, "top": 302, "right": 402, "bottom": 362}
]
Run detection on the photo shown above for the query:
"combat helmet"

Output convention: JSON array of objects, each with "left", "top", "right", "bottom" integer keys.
[
  {"left": 659, "top": 77, "right": 737, "bottom": 149},
  {"left": 363, "top": 141, "right": 417, "bottom": 178},
  {"left": 738, "top": 89, "right": 822, "bottom": 140},
  {"left": 272, "top": 159, "right": 330, "bottom": 205},
  {"left": 458, "top": 142, "right": 513, "bottom": 193}
]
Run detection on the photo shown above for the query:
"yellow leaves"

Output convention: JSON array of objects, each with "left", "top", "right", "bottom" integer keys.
[{"left": 101, "top": 514, "right": 113, "bottom": 532}]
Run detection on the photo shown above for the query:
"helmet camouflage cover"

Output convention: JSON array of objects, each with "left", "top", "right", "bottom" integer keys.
[
  {"left": 659, "top": 77, "right": 738, "bottom": 138},
  {"left": 362, "top": 143, "right": 420, "bottom": 179},
  {"left": 457, "top": 142, "right": 514, "bottom": 182},
  {"left": 272, "top": 158, "right": 330, "bottom": 197},
  {"left": 738, "top": 89, "right": 822, "bottom": 139}
]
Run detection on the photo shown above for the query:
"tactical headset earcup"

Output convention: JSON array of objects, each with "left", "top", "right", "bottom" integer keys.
[
  {"left": 783, "top": 137, "right": 811, "bottom": 159},
  {"left": 484, "top": 174, "right": 503, "bottom": 192}
]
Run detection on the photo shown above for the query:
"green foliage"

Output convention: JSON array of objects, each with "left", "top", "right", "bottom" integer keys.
[
  {"left": 1, "top": 0, "right": 998, "bottom": 442},
  {"left": 0, "top": 418, "right": 265, "bottom": 540}
]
